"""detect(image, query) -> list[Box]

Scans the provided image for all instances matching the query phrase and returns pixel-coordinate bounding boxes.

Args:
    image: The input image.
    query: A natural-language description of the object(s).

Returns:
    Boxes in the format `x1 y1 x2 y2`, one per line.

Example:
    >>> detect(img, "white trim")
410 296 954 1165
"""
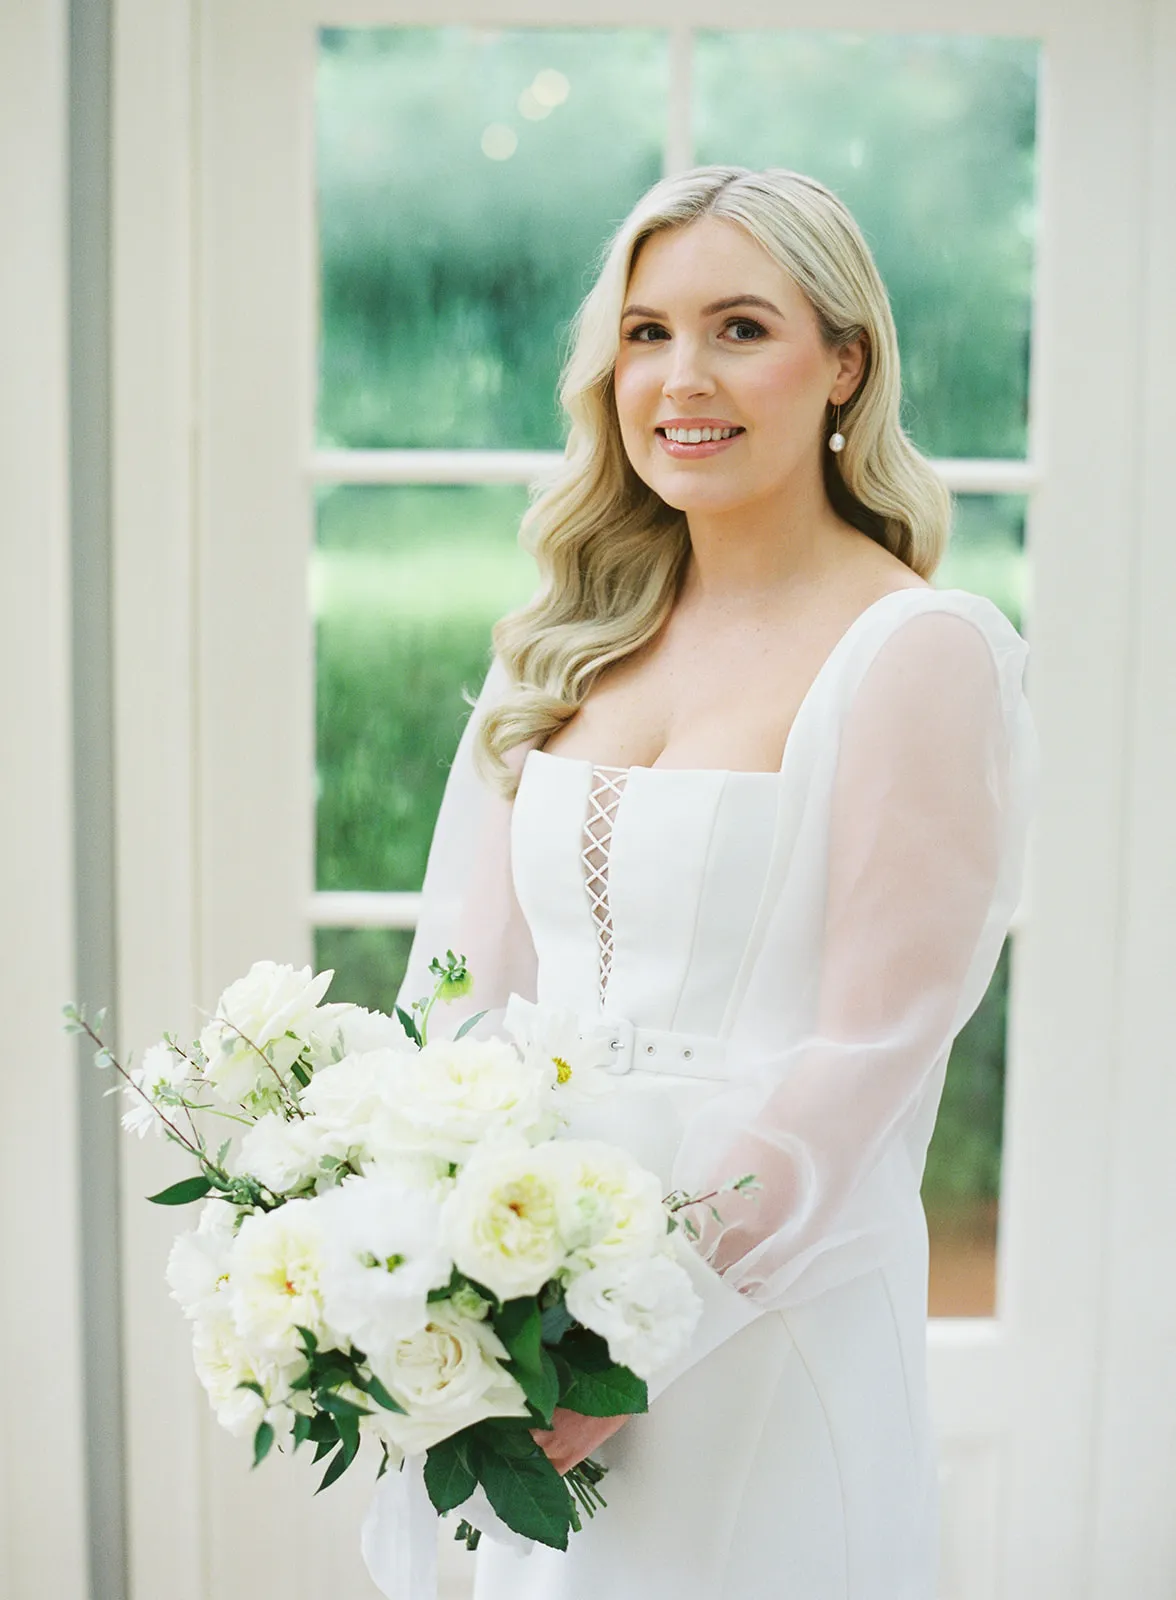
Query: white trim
664 24 693 176
0 1 88 1594
312 891 423 929
311 448 1040 495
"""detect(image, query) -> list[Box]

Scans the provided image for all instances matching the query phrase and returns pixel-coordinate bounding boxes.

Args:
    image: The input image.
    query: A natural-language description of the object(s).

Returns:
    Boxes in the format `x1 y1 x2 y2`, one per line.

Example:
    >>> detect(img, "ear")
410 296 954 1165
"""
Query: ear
831 332 869 405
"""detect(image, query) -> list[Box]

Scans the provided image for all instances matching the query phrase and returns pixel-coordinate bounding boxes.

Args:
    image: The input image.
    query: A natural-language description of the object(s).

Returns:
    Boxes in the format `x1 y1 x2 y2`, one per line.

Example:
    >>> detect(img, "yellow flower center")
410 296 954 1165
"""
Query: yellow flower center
552 1054 572 1085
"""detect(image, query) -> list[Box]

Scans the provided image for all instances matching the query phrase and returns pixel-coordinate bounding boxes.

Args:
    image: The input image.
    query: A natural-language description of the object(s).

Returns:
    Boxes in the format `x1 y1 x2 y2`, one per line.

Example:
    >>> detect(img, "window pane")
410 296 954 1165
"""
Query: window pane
316 927 415 1016
694 32 1039 460
317 27 668 449
935 492 1028 631
313 483 536 892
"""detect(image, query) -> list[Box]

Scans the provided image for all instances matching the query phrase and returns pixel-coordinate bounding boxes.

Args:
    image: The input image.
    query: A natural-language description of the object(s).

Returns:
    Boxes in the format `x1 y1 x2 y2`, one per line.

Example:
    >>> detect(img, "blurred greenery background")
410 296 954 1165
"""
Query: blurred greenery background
311 27 1038 1261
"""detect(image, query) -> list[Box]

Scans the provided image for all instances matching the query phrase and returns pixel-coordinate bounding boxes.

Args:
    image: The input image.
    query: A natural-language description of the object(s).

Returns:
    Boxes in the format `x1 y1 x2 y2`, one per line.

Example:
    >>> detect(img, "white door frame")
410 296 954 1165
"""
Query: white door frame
111 2 1176 1595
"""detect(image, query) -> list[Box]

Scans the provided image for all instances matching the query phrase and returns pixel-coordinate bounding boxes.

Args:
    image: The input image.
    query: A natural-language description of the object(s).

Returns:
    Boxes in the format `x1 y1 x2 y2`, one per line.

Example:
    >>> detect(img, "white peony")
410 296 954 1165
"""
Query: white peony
369 1302 529 1455
315 1174 453 1357
226 1200 330 1361
233 1111 347 1195
199 961 343 1111
308 1004 409 1066
378 1037 551 1164
563 1253 702 1380
166 1198 237 1319
121 1039 191 1138
553 1140 667 1270
191 1302 296 1438
440 1137 568 1301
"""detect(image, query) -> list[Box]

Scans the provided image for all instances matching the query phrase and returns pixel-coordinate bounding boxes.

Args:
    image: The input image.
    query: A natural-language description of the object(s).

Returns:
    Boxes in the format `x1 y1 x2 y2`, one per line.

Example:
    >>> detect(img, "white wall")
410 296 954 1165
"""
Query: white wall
0 1 89 1595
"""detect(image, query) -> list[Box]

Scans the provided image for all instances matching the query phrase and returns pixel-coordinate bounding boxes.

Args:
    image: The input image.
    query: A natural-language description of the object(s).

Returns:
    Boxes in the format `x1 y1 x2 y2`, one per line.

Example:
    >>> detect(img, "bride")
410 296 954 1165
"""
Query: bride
386 165 1037 1599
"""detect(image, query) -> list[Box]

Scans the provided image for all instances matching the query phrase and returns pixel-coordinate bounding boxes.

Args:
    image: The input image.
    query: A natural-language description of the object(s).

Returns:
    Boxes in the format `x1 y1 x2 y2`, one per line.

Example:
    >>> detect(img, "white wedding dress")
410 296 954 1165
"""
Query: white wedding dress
387 586 1038 1600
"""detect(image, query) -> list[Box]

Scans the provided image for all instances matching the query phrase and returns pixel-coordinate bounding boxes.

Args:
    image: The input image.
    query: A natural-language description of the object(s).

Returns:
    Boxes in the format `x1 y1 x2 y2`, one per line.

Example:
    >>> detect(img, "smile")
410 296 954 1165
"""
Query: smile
655 423 745 459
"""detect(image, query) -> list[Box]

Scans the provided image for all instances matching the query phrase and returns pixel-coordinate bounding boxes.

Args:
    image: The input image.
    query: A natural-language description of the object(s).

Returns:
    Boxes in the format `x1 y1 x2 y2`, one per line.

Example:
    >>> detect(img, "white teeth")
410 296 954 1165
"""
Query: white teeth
663 425 740 444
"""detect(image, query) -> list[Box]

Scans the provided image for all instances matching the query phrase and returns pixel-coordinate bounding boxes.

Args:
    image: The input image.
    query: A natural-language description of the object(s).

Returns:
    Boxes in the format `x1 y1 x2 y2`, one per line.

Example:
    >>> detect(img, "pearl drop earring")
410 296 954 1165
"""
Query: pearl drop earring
828 402 846 454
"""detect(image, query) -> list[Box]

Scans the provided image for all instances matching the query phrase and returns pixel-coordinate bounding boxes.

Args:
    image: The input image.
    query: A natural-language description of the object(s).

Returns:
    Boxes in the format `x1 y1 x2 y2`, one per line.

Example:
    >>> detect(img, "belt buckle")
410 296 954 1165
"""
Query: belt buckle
589 1012 635 1075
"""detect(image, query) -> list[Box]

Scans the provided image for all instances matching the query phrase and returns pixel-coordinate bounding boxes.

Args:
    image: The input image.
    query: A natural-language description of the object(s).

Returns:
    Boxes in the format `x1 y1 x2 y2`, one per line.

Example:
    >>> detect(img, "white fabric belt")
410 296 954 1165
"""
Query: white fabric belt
504 993 730 1083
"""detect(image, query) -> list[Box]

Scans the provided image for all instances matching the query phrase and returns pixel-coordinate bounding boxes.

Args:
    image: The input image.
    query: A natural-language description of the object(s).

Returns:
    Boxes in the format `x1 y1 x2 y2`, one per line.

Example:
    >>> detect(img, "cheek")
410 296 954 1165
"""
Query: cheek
613 354 657 439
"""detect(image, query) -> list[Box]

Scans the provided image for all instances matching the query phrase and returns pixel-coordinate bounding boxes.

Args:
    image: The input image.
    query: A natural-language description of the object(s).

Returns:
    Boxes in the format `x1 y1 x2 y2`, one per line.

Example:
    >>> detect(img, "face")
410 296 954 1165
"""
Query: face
612 215 863 519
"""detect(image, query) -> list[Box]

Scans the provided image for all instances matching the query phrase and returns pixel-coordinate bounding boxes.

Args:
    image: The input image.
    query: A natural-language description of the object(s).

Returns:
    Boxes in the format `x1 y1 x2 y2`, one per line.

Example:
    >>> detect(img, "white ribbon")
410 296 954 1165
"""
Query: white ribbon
360 1454 536 1600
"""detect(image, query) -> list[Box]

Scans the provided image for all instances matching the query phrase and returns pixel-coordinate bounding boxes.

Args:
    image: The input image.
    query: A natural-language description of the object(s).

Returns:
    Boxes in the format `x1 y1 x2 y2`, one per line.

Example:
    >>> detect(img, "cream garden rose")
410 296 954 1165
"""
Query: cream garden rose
226 1199 331 1361
379 1037 554 1163
553 1140 667 1270
564 1253 702 1379
440 1136 568 1300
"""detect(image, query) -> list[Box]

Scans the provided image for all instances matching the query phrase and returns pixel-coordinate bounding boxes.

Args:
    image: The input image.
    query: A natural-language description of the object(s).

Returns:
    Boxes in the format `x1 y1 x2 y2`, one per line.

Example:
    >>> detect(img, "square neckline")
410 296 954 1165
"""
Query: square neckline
525 584 945 780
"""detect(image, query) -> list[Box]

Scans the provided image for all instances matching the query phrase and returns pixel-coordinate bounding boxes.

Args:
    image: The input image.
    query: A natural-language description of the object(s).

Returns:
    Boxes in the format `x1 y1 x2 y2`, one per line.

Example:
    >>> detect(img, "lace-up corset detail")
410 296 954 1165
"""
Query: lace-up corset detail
581 765 630 1005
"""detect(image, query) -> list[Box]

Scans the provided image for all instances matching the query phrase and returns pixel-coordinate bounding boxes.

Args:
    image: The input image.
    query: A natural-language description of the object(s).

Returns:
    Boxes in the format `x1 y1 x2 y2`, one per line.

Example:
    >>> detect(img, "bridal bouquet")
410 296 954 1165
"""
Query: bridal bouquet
67 953 741 1553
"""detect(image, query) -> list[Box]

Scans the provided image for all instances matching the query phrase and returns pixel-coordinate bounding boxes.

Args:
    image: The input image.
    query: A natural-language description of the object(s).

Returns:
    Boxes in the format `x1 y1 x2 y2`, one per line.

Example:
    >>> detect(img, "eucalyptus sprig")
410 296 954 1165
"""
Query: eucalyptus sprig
663 1172 761 1241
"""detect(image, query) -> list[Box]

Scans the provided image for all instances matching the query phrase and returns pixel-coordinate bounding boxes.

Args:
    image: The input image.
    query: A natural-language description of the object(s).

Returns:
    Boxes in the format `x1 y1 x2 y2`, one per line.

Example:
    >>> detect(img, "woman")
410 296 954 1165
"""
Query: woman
393 166 1037 1599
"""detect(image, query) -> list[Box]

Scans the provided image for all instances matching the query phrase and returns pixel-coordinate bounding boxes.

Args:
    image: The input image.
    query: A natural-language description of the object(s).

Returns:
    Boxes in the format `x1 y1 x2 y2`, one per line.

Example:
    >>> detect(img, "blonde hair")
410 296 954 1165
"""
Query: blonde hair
476 164 951 797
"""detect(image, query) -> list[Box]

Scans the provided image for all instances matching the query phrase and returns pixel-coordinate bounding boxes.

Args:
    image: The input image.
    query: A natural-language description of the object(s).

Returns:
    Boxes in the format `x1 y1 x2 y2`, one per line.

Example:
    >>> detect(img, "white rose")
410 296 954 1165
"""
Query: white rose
199 961 342 1111
440 1137 567 1301
553 1140 667 1270
370 1302 529 1456
166 1198 237 1319
121 1039 191 1139
226 1200 330 1361
315 1174 453 1358
564 1253 702 1380
234 1111 346 1195
379 1037 550 1163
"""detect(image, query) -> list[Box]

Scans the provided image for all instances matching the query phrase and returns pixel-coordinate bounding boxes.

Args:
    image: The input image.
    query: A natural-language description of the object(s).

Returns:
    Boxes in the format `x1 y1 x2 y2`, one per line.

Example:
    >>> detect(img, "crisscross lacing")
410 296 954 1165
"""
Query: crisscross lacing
582 764 630 1006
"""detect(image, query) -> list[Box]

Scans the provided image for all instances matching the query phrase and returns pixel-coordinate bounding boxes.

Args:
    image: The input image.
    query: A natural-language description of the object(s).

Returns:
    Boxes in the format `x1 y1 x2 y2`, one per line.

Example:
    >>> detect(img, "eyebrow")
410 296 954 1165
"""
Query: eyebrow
621 294 784 320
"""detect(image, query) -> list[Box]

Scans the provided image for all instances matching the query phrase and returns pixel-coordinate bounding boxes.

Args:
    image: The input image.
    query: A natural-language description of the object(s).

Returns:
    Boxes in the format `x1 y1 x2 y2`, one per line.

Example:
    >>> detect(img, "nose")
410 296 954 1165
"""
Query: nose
661 335 716 403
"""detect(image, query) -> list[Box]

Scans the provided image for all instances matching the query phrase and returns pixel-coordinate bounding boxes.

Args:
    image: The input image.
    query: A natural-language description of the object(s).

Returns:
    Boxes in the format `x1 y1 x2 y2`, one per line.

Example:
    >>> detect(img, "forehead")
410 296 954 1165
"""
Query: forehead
625 215 806 315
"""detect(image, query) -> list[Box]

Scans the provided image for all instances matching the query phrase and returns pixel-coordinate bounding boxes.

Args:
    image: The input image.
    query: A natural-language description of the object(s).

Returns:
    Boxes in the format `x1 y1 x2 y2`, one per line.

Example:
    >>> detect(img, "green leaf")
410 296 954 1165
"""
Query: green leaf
307 1411 337 1444
355 1370 406 1414
290 1060 311 1088
295 1325 319 1357
235 1380 265 1400
315 1442 352 1493
318 1391 371 1421
146 1175 212 1206
514 1348 559 1427
313 1366 355 1392
495 1297 542 1375
291 1413 312 1452
395 1006 422 1047
559 1362 647 1418
335 1409 361 1467
424 1436 477 1513
453 1010 488 1041
473 1439 573 1550
539 1299 575 1345
252 1421 274 1468
215 1139 232 1168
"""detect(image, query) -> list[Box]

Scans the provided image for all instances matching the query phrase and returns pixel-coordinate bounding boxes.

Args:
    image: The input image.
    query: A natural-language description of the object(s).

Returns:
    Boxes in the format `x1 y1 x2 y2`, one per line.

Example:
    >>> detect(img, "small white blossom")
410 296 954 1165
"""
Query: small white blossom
121 1040 190 1139
564 1254 702 1379
191 1303 297 1438
504 1006 616 1114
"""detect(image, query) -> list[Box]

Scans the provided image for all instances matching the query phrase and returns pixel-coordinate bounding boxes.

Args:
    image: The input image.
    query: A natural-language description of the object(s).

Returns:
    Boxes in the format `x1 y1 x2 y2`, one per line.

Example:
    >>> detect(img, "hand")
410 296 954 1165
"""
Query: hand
530 1407 632 1475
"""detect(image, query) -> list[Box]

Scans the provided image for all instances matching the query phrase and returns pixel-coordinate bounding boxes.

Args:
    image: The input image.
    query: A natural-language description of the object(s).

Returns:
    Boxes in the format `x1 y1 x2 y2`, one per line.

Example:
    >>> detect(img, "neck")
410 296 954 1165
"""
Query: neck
677 463 849 612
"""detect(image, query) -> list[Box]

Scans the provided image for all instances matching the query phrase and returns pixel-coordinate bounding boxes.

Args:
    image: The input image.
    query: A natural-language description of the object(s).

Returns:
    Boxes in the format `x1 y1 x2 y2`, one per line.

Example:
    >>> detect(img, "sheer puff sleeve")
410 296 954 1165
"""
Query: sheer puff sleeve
665 603 1039 1339
392 653 539 1040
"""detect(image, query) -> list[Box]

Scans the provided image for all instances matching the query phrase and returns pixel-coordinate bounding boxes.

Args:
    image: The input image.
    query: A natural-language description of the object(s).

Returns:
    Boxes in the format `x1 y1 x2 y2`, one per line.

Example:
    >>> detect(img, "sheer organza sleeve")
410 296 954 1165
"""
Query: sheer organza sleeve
393 654 538 1039
667 606 1038 1321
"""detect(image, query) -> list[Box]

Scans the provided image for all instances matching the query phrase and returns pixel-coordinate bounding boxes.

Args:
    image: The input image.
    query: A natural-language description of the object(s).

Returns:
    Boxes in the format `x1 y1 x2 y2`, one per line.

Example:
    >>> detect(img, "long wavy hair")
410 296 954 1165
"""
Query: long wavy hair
474 165 951 797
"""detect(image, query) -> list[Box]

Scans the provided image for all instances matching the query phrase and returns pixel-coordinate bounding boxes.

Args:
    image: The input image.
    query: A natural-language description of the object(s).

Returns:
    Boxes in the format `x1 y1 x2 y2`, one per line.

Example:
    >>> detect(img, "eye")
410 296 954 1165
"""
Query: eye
724 318 767 342
623 322 670 343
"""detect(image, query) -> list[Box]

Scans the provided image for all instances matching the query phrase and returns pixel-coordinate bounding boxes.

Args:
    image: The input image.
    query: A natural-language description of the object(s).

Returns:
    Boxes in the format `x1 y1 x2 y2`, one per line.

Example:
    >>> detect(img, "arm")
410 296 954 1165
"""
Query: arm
393 654 538 1037
650 608 1037 1392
